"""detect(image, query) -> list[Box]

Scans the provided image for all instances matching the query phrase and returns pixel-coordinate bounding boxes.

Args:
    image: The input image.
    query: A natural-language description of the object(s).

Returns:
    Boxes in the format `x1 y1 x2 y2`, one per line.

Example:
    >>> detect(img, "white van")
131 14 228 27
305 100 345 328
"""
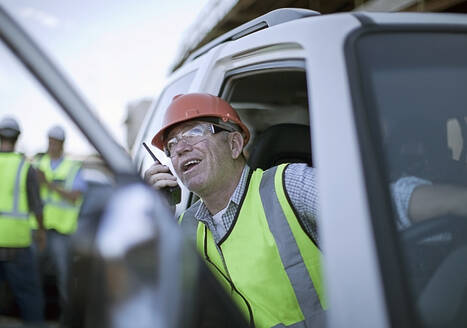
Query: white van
133 9 467 328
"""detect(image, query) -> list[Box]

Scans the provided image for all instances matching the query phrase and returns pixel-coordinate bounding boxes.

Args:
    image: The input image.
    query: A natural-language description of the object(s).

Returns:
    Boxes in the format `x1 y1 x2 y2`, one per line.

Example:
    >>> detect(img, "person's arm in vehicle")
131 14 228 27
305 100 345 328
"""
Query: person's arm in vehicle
408 184 467 222
283 163 320 245
391 176 467 227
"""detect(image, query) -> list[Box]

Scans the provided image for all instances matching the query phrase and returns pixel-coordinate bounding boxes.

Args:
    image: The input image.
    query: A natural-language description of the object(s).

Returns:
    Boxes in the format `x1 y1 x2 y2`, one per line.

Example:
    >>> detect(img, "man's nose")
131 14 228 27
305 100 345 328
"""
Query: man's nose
173 138 192 156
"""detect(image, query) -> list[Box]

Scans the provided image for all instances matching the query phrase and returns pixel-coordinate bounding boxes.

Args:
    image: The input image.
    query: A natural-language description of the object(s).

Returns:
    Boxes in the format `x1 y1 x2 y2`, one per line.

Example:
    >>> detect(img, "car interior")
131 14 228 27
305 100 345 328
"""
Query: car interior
384 111 467 327
183 66 313 209
247 123 312 170
221 67 312 170
358 40 467 325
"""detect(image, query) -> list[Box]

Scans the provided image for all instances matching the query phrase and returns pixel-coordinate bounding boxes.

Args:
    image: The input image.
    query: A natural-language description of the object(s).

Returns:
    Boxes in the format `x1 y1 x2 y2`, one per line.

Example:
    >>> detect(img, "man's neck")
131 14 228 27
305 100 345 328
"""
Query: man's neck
201 162 245 215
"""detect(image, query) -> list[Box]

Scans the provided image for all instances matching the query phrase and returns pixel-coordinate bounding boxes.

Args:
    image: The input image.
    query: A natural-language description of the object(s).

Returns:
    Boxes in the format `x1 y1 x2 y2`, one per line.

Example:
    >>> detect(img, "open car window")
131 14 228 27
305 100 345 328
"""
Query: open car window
220 60 311 169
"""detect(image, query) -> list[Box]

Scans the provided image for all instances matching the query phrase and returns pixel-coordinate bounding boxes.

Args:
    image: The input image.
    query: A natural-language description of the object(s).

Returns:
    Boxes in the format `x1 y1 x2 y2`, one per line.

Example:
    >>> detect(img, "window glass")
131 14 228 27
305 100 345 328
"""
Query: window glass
355 31 467 327
0 38 111 325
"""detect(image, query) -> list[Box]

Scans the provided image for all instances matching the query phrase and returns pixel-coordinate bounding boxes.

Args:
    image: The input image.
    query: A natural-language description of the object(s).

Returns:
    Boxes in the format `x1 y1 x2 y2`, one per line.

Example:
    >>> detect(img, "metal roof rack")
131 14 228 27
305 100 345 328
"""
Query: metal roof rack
186 8 320 63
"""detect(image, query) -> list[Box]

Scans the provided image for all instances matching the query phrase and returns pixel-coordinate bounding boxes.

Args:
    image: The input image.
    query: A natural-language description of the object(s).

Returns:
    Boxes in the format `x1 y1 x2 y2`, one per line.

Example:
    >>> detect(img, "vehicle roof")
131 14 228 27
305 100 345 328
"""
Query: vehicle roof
356 11 467 25
181 10 467 72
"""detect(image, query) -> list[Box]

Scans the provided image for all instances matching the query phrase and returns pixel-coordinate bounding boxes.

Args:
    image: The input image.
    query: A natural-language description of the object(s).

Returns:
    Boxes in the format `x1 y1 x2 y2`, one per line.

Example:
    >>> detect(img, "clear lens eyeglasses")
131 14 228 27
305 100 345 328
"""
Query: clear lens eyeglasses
164 123 228 157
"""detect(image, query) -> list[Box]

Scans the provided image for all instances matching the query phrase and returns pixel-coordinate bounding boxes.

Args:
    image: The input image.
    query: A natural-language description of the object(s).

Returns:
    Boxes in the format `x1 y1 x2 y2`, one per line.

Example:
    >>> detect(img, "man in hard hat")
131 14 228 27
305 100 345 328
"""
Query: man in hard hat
0 116 47 325
144 94 467 327
33 125 86 314
144 93 326 327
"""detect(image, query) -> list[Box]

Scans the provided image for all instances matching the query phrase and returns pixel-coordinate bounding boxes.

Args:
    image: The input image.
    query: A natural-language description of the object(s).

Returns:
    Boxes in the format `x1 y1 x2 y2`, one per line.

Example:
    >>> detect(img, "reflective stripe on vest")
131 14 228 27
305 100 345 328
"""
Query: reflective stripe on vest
184 164 326 328
36 155 82 234
0 153 31 247
260 165 326 327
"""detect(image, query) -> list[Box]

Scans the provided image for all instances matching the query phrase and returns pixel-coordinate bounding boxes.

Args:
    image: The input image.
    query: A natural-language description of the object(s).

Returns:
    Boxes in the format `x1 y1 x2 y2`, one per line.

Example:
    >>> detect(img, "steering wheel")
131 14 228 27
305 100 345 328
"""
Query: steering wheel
400 215 467 327
402 215 467 248
401 215 467 297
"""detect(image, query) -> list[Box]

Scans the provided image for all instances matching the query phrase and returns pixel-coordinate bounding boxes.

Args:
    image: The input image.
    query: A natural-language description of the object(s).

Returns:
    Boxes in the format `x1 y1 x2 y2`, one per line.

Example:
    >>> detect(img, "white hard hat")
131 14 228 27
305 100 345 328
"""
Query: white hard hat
47 125 66 141
0 116 21 138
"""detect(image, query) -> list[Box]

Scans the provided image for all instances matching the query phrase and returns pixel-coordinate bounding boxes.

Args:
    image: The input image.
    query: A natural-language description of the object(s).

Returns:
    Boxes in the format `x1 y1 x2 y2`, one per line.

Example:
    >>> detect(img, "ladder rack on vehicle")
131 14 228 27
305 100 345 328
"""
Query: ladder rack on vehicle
186 8 320 63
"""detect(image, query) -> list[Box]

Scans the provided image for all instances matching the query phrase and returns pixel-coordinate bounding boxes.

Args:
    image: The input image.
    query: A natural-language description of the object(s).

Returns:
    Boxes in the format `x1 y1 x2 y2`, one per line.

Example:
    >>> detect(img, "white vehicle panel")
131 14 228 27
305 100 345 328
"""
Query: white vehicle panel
198 13 390 327
304 16 391 328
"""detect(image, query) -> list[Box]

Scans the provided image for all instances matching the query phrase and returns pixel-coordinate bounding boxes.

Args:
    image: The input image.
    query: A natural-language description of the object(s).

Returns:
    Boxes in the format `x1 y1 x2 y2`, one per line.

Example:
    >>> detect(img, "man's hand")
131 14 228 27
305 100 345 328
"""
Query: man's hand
34 229 47 252
144 163 179 191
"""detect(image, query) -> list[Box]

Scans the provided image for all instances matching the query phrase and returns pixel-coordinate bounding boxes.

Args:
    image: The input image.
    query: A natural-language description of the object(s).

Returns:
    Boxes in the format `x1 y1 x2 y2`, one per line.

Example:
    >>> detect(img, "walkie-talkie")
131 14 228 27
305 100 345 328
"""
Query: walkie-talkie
142 142 181 206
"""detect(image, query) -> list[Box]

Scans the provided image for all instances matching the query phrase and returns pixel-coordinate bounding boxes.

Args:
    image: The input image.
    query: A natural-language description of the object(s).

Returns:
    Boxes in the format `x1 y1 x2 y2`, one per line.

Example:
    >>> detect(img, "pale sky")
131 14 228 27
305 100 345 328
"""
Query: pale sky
0 0 211 156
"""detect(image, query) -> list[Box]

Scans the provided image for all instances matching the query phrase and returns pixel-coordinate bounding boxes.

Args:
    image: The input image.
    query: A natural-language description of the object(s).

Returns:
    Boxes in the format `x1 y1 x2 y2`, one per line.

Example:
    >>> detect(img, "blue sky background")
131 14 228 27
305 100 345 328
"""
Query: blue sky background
0 0 210 156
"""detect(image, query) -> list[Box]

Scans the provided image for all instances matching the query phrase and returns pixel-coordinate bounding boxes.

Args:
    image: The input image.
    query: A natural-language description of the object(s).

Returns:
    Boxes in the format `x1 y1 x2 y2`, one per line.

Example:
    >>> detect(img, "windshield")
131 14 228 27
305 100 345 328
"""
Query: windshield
355 30 467 327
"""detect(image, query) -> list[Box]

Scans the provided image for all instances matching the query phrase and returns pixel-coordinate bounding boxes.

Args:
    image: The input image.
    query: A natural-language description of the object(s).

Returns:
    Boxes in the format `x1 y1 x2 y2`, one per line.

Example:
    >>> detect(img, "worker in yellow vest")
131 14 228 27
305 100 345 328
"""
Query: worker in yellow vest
143 94 467 327
144 94 327 327
0 116 46 325
34 125 86 316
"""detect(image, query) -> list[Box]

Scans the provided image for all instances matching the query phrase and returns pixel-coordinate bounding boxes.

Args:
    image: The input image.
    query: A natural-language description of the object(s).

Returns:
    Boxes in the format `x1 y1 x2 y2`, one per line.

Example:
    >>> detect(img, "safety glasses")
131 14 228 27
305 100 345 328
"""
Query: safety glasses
164 122 233 157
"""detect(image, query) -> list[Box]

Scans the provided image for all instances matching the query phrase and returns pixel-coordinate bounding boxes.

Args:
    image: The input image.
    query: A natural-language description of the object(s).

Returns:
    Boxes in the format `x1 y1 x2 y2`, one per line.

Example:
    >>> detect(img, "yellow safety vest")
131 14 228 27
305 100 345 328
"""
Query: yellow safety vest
180 164 327 328
0 152 32 247
33 154 82 234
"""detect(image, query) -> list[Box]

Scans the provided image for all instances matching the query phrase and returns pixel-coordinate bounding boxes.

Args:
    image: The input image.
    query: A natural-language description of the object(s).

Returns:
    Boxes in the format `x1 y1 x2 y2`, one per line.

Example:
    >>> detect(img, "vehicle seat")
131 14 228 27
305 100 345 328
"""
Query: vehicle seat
247 123 312 170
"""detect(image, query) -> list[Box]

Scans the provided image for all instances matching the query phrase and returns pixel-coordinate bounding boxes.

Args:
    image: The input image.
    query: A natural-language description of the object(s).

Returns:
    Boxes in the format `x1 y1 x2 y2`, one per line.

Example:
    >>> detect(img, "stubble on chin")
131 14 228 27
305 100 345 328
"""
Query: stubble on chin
182 174 203 195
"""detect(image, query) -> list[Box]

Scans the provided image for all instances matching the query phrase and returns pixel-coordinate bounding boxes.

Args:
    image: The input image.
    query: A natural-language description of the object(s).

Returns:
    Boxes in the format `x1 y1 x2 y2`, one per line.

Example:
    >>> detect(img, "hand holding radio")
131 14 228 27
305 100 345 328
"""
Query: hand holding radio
143 142 181 205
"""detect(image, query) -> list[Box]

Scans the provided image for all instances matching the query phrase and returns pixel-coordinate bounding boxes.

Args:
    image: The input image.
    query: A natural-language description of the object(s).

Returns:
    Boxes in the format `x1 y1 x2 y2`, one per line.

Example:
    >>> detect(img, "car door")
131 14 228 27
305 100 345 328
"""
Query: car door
172 13 388 327
118 8 467 327
133 10 386 326
342 15 467 328
173 10 467 328
194 13 390 327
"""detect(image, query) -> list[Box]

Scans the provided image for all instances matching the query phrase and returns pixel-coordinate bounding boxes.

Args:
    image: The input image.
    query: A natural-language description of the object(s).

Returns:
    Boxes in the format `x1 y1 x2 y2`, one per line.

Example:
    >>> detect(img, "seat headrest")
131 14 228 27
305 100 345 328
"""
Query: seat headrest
247 123 312 170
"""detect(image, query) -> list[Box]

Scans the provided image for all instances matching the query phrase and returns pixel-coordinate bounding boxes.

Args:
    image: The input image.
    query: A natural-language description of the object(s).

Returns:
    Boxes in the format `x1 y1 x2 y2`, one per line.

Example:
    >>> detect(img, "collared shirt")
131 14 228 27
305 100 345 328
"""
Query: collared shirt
391 175 431 229
192 163 424 244
195 164 251 242
194 163 320 244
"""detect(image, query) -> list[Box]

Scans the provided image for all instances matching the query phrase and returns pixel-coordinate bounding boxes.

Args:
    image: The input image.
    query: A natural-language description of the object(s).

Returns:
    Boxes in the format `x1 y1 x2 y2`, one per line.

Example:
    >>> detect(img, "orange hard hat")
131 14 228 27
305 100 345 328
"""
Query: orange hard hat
151 93 250 150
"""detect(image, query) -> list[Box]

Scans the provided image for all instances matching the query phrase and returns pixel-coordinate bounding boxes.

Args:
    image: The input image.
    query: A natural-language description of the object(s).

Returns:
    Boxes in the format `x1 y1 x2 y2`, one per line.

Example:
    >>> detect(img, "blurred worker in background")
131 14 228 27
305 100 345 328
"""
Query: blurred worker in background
33 125 87 316
0 116 46 326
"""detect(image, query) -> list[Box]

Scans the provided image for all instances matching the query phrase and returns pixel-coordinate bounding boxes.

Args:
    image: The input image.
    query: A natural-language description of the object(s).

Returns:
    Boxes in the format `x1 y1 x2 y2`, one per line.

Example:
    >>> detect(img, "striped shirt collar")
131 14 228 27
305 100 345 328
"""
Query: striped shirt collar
194 165 251 241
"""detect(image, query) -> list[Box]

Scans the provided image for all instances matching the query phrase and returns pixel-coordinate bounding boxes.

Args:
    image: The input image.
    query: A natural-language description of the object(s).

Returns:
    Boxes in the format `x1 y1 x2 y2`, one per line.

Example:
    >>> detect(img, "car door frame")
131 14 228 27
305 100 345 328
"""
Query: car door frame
193 14 392 328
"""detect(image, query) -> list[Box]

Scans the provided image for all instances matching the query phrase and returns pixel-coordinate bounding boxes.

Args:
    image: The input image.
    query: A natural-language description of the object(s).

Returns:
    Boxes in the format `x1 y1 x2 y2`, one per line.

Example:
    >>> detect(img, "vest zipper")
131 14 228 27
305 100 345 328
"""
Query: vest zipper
203 226 255 327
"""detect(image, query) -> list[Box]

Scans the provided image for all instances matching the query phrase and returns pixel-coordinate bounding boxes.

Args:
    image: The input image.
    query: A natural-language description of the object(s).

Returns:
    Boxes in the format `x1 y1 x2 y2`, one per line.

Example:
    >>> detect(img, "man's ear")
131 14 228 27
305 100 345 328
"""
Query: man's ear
229 132 244 159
